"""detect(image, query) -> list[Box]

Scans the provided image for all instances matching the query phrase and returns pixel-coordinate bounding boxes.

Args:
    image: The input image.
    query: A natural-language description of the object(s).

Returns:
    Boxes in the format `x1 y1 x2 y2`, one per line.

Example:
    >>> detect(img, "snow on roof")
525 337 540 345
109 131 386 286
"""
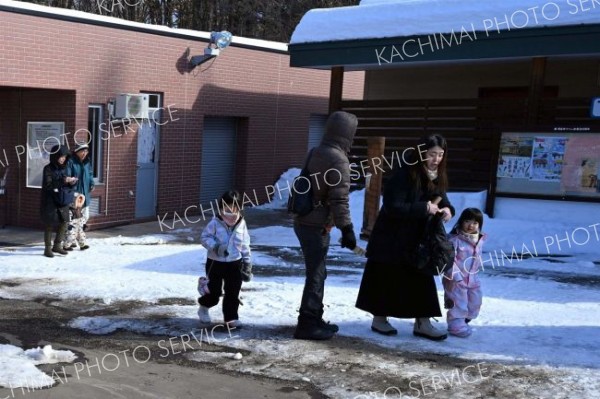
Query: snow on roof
291 0 600 44
0 0 288 52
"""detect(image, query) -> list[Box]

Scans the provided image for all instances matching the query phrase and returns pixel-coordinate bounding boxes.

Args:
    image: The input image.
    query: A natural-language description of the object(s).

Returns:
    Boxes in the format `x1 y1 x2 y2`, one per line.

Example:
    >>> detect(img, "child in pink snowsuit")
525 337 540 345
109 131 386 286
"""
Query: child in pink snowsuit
443 208 487 338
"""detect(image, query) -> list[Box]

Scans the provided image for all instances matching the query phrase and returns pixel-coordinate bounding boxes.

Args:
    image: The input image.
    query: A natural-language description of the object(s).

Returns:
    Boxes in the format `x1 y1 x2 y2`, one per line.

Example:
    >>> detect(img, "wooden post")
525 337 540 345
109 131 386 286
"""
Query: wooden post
361 137 385 240
329 66 344 114
527 57 547 127
485 131 502 218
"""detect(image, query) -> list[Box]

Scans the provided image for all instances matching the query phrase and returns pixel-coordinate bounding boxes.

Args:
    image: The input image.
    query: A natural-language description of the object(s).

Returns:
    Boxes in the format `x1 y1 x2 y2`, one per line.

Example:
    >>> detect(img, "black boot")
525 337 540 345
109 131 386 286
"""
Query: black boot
294 319 335 340
52 244 68 255
44 227 54 258
319 319 339 333
52 223 68 255
44 247 54 257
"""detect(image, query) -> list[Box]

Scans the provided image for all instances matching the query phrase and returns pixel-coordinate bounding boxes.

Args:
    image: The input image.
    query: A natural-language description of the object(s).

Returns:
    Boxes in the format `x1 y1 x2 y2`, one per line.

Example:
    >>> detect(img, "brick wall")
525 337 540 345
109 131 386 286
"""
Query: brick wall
0 8 364 228
0 88 75 228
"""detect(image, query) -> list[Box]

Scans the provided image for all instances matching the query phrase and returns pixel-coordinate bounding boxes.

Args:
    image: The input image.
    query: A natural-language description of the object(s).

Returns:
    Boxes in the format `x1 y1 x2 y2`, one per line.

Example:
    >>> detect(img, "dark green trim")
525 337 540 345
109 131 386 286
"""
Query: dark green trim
495 192 600 203
289 24 600 69
0 4 288 55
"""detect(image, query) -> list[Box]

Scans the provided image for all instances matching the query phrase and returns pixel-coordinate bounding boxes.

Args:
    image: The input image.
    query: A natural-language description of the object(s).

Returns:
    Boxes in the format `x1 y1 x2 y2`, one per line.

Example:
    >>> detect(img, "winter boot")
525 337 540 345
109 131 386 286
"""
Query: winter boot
413 318 447 341
52 243 68 255
197 306 211 324
319 318 339 333
226 319 243 329
43 227 54 258
44 247 55 258
449 325 472 338
52 223 69 255
294 319 335 341
371 316 398 336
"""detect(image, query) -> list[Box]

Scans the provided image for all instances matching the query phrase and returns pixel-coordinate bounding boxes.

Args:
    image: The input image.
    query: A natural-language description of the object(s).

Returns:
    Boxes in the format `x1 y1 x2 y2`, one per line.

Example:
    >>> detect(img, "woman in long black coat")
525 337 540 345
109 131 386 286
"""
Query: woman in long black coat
40 145 75 258
356 134 454 341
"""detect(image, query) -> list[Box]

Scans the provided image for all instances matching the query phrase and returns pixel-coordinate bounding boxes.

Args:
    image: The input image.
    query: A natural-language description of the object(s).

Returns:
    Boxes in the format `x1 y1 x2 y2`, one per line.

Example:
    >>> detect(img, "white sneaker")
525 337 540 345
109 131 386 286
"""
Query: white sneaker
226 319 243 329
197 306 211 324
371 316 398 336
413 318 447 341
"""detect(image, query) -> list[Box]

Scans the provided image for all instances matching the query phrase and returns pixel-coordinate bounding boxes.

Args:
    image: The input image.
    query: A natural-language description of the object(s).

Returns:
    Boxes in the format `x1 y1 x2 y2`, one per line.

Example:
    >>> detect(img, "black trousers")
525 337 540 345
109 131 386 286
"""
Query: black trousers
294 222 330 324
198 259 243 322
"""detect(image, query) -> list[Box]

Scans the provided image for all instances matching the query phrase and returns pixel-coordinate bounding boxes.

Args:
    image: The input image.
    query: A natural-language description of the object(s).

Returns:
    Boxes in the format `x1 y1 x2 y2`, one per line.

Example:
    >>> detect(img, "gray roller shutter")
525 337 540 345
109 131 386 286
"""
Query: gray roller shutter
200 117 237 204
308 114 327 150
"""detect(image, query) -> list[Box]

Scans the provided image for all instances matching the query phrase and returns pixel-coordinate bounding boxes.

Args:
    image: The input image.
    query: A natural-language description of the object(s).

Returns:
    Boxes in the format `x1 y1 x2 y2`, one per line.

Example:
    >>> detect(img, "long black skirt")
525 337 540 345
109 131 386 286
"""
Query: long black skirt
355 259 442 318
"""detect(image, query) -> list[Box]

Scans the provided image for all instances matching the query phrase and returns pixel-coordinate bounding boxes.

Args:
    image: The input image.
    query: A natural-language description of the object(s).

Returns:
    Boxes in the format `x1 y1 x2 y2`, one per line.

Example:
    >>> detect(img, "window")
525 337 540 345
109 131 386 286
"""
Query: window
88 105 104 182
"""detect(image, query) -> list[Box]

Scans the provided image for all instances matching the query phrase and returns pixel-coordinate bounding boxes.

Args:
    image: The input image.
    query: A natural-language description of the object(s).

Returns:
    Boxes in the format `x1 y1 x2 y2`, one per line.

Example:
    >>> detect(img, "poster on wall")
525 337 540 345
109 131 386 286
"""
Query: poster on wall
561 136 600 193
26 122 65 188
496 132 599 198
497 156 531 178
530 136 567 181
497 136 533 178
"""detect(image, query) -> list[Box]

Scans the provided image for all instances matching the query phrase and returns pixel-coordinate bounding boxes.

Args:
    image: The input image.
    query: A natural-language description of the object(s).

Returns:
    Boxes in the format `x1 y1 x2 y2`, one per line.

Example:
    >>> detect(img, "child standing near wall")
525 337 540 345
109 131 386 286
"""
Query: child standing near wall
198 190 252 329
443 208 487 338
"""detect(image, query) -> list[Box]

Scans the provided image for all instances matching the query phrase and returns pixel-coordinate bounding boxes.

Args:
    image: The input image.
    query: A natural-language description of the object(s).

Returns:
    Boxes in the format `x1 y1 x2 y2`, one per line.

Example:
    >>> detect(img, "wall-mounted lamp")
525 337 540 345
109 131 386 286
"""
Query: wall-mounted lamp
190 31 232 70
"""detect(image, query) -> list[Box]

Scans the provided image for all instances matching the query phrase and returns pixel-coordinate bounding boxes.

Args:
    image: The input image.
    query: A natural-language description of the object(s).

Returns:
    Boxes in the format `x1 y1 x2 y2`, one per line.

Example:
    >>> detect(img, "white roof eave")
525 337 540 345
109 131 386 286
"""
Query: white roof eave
290 0 600 44
0 0 288 52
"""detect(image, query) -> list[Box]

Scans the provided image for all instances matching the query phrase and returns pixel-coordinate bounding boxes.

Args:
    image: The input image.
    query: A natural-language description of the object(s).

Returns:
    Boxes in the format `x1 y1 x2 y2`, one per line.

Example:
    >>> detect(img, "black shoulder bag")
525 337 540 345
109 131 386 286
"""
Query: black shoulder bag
413 212 455 276
287 149 315 217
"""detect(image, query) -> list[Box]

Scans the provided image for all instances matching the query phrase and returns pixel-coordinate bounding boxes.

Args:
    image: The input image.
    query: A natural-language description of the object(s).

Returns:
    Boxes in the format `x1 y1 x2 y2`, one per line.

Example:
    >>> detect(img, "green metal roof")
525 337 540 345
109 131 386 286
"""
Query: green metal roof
289 24 600 70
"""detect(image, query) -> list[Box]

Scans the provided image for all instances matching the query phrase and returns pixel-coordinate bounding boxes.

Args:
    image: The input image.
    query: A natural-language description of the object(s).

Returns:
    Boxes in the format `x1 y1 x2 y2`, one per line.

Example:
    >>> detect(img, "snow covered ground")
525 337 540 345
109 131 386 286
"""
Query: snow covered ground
1 187 599 398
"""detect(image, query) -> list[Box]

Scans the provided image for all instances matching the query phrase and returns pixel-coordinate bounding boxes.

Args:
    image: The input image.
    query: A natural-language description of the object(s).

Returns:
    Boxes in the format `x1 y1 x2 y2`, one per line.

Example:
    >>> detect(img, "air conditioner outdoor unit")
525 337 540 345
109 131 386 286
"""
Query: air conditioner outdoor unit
113 94 149 119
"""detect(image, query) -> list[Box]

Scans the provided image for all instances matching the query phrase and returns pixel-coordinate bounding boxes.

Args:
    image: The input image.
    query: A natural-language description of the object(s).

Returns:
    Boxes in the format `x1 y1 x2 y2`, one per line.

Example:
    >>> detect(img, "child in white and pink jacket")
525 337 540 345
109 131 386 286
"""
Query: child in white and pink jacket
443 208 487 338
198 190 252 329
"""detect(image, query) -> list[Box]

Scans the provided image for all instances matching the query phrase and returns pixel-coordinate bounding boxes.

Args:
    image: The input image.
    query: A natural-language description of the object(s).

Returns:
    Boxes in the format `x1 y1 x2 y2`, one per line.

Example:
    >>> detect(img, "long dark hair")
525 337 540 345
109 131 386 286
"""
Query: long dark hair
408 134 448 193
450 207 484 235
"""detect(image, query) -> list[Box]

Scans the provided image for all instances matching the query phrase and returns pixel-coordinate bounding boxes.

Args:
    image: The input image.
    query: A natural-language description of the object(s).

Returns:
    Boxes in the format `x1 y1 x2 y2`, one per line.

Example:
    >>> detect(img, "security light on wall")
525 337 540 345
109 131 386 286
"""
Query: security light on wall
190 31 233 69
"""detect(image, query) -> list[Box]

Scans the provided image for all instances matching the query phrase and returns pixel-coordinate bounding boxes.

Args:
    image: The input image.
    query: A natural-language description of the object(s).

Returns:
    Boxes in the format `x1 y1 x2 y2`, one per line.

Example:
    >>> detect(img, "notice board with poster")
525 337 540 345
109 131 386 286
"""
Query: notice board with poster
495 131 600 199
26 122 65 188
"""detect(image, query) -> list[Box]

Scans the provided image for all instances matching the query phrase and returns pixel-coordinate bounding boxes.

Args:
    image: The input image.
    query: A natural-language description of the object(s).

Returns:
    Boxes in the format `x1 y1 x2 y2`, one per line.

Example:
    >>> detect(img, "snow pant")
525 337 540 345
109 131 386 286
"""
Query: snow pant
198 259 243 322
65 206 89 248
443 278 482 335
294 222 330 324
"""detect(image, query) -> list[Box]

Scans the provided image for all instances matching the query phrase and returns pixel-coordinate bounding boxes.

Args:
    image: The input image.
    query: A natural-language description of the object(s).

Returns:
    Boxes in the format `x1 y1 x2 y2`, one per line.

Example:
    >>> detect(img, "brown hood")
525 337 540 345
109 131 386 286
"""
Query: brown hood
321 111 358 153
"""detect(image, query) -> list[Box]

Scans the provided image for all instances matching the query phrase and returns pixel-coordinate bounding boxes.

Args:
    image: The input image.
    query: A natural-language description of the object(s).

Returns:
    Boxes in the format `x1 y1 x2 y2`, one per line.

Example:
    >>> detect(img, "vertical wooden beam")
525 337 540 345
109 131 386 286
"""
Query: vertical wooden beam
527 57 547 127
486 130 502 218
361 136 385 240
329 66 344 114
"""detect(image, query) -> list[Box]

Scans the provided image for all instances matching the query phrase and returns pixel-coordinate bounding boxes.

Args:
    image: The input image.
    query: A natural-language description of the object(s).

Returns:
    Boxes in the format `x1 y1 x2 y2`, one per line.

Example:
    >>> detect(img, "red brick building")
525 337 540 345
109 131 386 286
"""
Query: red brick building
0 0 364 228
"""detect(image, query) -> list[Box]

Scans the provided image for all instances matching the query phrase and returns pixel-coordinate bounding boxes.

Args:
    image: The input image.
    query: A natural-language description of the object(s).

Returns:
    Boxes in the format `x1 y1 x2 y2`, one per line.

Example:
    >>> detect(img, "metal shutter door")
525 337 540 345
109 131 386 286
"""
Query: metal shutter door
308 114 327 150
200 117 237 204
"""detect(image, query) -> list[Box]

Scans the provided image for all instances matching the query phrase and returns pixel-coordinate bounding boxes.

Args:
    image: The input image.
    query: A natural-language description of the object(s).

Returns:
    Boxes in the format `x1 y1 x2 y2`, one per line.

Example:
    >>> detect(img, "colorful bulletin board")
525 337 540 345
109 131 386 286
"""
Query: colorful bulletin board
496 132 600 198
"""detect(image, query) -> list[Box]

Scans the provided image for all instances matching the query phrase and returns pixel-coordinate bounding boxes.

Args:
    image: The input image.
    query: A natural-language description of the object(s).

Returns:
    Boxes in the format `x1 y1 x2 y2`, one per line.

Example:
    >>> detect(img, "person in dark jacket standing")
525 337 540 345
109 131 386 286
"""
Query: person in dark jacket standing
64 143 95 250
40 145 77 258
293 111 359 340
356 134 454 341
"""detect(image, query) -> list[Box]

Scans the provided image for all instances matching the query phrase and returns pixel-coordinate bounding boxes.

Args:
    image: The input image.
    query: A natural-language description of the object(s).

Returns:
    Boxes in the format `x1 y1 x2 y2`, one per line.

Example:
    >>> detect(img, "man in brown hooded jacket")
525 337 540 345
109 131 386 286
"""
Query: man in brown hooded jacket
293 111 358 340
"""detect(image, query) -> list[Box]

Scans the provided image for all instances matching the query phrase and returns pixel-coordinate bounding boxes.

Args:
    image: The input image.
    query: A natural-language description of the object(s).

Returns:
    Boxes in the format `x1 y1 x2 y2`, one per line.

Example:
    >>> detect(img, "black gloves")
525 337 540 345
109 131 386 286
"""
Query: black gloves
340 224 357 250
241 261 253 282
